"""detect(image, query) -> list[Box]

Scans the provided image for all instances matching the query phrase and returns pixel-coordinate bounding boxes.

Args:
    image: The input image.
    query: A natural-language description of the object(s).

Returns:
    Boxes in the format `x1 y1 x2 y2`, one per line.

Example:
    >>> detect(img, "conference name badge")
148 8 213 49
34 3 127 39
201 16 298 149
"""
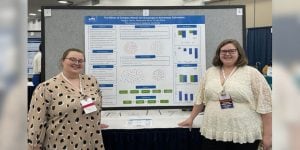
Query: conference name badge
80 97 97 114
219 91 234 109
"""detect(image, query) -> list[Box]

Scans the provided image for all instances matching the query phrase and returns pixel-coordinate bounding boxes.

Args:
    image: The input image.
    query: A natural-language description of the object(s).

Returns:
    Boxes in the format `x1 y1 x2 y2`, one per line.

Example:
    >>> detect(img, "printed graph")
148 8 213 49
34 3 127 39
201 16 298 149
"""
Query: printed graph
178 91 194 101
179 75 198 83
178 30 186 38
175 47 200 62
177 30 198 38
183 47 198 59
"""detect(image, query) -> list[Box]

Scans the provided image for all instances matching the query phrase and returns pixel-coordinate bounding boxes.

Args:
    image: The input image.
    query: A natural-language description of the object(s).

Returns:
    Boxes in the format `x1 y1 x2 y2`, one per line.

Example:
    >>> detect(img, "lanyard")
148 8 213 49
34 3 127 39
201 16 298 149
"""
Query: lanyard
61 72 83 93
221 67 237 90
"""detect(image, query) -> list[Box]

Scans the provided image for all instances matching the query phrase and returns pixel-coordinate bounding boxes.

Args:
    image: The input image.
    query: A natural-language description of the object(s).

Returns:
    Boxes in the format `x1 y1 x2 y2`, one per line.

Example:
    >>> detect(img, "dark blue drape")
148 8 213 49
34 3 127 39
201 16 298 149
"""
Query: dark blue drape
246 26 272 71
102 128 203 150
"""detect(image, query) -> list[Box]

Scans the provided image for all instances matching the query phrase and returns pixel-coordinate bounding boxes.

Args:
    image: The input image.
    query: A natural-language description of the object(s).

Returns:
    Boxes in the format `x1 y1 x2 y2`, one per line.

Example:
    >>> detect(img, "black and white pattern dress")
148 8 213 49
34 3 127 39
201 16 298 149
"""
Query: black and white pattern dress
28 73 105 149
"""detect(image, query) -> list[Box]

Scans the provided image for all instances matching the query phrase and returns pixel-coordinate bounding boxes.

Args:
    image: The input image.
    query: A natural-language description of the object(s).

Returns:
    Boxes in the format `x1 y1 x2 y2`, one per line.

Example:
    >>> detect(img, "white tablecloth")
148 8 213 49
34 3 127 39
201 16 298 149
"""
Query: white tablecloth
101 109 203 129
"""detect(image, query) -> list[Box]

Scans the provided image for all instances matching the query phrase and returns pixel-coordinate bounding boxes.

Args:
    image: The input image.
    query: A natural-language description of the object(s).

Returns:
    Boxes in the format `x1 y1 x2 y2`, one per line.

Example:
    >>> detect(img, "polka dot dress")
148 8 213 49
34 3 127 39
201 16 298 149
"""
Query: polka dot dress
28 73 105 149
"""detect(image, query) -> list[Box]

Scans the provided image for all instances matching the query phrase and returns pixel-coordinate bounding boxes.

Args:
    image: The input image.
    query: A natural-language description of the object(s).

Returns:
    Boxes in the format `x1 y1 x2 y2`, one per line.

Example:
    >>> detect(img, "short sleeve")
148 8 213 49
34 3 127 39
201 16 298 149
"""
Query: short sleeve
27 83 50 147
194 75 206 105
250 68 272 114
89 75 101 98
88 75 103 110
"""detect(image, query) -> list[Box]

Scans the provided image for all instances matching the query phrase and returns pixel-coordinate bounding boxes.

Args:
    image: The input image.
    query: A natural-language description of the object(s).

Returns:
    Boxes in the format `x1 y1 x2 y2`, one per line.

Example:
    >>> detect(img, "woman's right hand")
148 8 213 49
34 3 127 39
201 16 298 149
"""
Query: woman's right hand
100 123 109 129
178 117 193 127
178 104 203 128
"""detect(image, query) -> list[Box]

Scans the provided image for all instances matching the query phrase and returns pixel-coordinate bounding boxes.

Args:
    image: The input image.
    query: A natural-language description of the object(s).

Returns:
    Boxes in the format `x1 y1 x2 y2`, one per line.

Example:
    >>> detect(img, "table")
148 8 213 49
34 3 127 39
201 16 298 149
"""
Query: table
101 110 203 150
264 75 272 88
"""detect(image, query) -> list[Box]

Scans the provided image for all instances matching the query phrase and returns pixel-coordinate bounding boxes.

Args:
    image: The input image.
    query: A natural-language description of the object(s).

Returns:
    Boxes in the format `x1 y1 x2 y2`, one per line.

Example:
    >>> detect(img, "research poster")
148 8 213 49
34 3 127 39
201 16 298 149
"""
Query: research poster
85 16 205 108
28 38 41 76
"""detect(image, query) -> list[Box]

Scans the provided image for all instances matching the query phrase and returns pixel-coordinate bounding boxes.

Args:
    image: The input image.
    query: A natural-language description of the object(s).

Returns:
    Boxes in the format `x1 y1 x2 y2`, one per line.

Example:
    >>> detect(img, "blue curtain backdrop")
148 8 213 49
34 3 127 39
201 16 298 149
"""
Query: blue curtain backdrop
246 26 272 72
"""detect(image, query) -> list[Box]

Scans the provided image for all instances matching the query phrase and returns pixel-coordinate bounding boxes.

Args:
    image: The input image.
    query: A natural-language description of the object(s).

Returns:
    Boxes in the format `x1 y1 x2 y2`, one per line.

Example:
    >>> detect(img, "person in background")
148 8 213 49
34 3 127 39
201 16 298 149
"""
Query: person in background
32 43 42 87
262 63 272 76
178 39 272 150
28 48 105 149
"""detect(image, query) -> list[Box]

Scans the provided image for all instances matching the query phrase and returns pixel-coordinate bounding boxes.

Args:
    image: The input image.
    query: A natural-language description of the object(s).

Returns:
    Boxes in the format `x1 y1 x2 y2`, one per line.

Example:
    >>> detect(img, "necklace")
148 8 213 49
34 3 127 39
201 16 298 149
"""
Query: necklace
221 66 237 88
222 67 237 82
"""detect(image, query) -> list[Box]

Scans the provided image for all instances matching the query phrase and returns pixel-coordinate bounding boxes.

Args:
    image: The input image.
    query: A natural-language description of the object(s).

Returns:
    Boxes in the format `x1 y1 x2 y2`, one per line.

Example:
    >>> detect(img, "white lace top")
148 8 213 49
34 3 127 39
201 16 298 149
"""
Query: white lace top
195 66 272 144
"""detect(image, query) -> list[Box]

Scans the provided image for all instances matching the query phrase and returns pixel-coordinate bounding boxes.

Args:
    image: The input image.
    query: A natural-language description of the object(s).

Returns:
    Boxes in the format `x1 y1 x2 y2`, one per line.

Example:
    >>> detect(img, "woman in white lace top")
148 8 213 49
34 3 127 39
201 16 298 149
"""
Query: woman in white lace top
179 39 272 150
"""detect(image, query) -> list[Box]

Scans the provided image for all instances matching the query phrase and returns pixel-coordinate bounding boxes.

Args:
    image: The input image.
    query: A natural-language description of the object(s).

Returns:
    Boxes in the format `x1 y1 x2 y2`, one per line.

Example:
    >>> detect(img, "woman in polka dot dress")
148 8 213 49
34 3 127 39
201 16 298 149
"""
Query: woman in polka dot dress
28 48 105 149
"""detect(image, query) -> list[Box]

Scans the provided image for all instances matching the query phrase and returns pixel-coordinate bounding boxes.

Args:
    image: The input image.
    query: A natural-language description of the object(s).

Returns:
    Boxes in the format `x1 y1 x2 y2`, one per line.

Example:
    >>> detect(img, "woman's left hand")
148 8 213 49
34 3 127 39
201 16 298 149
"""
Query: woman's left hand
100 123 109 129
262 135 272 150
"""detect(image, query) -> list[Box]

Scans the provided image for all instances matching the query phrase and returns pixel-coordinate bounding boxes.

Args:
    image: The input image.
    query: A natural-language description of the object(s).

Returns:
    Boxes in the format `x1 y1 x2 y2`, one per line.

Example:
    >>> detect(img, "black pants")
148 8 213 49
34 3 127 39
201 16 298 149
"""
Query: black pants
201 136 261 150
32 74 41 87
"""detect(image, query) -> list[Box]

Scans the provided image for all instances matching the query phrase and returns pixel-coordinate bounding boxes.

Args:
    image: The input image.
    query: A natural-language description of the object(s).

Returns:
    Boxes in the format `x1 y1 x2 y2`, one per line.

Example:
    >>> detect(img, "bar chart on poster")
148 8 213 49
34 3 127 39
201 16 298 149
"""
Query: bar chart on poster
85 16 206 107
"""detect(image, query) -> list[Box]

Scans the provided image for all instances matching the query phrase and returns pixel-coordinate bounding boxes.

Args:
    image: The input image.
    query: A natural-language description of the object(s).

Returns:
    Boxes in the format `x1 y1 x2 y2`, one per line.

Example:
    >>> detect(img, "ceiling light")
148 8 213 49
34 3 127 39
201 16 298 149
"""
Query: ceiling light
29 13 37 16
37 9 41 12
58 0 69 4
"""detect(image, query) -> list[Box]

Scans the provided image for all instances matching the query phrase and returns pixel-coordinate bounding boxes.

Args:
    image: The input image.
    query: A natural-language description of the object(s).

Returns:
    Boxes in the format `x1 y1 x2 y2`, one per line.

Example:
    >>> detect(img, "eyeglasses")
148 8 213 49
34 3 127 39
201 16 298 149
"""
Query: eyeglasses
65 57 85 64
220 49 237 55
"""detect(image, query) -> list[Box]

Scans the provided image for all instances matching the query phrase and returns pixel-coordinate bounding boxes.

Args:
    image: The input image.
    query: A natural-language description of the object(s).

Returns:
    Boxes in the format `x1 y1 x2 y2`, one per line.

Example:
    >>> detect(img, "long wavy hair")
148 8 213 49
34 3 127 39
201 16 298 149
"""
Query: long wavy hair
212 39 248 67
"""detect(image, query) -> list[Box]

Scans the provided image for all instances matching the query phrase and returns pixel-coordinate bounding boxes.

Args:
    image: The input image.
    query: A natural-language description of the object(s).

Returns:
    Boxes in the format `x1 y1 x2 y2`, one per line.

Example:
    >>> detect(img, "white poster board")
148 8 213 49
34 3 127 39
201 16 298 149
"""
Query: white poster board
27 38 41 76
85 16 206 108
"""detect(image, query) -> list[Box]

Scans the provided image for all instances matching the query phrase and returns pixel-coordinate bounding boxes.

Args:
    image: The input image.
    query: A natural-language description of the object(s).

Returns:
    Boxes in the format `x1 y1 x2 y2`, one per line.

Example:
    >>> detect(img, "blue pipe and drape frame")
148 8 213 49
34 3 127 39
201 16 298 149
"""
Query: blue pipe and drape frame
246 26 272 72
